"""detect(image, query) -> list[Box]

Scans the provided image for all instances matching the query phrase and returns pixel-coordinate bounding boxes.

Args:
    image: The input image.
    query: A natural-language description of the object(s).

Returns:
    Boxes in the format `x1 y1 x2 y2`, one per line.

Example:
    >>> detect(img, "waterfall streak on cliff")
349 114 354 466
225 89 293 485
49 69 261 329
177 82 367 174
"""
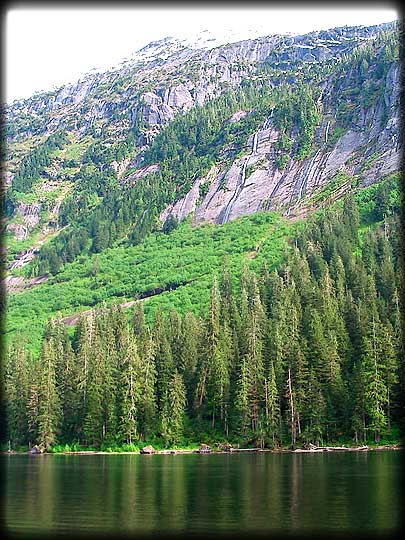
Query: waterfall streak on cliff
221 115 271 224
252 132 258 154
221 156 249 224
286 146 325 216
325 121 330 143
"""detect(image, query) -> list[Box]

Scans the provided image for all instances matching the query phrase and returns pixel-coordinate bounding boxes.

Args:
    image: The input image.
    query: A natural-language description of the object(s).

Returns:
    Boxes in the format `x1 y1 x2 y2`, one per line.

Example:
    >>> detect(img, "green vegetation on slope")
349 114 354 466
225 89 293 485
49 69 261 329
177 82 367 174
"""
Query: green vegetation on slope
5 27 398 277
6 211 294 356
4 180 402 451
8 130 68 195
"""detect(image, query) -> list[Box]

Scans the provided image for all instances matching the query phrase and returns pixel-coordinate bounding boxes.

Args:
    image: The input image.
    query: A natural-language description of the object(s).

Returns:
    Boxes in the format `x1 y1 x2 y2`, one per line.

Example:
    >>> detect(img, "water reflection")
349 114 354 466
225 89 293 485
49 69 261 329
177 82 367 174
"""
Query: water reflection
3 451 401 535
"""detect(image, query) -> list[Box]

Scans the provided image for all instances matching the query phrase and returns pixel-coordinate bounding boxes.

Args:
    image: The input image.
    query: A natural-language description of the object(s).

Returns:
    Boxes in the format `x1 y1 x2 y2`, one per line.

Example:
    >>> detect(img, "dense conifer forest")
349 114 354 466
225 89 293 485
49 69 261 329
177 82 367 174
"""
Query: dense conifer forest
3 21 403 540
4 177 402 451
3 23 402 455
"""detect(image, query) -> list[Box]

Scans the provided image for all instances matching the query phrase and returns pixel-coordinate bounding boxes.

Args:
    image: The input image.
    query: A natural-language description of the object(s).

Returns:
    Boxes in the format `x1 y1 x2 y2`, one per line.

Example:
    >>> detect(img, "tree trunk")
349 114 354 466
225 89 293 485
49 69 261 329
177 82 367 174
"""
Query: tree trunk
287 369 296 446
387 390 391 431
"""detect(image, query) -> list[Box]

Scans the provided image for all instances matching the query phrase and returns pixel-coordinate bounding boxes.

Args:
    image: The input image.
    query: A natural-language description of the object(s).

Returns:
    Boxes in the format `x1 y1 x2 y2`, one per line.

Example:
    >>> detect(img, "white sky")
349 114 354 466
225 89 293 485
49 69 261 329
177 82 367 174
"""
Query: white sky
5 5 399 103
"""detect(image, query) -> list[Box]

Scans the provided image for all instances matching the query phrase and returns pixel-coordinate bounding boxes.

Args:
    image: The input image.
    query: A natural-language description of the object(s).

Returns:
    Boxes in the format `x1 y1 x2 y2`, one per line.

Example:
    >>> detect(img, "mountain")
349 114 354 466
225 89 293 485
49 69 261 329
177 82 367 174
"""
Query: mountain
4 21 400 273
2 21 402 452
3 21 399 296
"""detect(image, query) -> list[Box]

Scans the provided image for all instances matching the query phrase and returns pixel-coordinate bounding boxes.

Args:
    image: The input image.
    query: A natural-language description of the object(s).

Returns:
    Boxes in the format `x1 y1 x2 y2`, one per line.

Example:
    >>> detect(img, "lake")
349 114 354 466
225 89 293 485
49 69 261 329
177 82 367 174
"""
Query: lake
2 450 402 537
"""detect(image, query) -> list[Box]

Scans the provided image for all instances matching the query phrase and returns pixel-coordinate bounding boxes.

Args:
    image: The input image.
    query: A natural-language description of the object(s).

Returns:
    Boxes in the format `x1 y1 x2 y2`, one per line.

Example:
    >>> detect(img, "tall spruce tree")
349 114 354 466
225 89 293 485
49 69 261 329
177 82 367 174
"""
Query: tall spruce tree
139 328 157 439
5 344 30 447
160 371 186 446
264 358 281 447
37 337 61 450
120 331 142 445
82 314 105 446
362 315 388 443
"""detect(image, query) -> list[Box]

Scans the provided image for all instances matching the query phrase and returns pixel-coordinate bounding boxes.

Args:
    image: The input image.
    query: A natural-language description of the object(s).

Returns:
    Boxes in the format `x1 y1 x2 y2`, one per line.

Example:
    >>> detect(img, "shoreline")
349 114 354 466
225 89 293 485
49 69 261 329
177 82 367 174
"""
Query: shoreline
3 443 402 456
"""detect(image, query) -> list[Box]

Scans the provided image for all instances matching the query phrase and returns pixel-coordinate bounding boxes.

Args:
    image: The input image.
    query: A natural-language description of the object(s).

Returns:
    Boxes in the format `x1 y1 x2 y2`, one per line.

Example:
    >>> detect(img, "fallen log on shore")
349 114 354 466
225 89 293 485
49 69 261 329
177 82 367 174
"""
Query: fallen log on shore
229 447 262 452
294 448 324 453
197 444 212 454
295 445 369 453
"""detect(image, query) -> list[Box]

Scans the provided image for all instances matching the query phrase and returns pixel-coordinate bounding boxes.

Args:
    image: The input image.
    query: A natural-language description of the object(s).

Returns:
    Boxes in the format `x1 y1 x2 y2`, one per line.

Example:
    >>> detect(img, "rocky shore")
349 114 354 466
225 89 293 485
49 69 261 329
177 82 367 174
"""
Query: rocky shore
4 443 402 456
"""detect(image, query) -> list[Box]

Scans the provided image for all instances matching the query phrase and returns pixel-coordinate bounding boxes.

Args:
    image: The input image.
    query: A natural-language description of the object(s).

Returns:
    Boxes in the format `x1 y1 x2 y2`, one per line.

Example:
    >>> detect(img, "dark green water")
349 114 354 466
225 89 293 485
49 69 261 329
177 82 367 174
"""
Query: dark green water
2 450 402 536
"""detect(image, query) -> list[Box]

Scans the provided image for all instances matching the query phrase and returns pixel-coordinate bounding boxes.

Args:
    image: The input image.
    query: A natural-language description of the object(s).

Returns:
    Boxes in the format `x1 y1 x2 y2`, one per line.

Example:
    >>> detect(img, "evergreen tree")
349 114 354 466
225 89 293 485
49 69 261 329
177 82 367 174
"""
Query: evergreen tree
37 337 61 450
99 308 120 440
168 309 183 370
206 277 231 431
160 371 186 446
244 275 266 434
120 332 142 444
153 311 174 415
5 344 30 447
82 315 105 446
362 315 388 443
26 362 41 446
57 324 79 443
133 302 146 338
303 368 327 446
139 328 157 439
264 358 281 447
235 356 251 437
180 312 201 413
379 321 398 430
342 194 360 243
75 312 96 441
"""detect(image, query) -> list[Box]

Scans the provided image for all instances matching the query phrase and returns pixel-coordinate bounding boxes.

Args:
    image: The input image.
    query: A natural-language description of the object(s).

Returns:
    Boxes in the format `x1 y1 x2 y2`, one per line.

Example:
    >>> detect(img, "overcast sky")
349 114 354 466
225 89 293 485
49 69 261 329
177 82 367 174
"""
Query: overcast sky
5 5 399 103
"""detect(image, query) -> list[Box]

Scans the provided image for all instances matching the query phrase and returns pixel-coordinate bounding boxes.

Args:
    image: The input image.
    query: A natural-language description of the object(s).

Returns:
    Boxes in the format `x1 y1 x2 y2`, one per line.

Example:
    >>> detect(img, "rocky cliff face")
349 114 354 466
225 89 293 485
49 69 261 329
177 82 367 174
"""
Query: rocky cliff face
6 22 393 142
5 21 400 271
161 57 400 226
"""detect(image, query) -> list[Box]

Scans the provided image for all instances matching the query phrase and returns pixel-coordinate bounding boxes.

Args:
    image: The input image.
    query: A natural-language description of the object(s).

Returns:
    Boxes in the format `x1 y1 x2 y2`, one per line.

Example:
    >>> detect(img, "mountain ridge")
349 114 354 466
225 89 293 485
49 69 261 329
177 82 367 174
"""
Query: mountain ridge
4 20 400 277
5 20 396 108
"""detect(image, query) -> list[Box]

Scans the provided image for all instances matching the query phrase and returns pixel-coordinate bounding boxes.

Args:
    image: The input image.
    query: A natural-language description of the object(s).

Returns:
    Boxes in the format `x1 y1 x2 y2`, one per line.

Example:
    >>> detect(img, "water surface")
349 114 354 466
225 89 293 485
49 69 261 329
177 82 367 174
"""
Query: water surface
3 450 401 536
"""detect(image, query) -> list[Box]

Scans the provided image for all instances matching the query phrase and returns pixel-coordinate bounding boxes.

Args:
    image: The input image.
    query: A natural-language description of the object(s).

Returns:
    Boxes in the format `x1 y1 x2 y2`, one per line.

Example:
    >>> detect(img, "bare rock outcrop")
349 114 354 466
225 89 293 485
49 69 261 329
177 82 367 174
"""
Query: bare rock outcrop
140 445 156 455
7 202 42 240
6 223 28 241
160 165 219 224
192 112 400 225
122 163 160 187
135 91 175 126
163 83 194 110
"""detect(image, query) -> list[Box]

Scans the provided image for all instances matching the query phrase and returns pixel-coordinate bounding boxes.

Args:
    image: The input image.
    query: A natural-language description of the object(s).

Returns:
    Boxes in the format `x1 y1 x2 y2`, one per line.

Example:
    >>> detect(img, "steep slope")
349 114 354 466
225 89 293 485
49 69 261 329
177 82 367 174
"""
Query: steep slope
164 36 400 225
4 21 400 281
6 211 293 354
3 21 402 452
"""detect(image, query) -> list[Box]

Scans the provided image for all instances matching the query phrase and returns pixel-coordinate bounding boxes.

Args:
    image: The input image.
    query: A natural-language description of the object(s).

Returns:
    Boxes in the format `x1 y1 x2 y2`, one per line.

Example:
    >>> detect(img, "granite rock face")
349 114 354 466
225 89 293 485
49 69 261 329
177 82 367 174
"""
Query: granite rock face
14 202 42 230
136 91 175 126
189 116 400 226
163 83 194 110
5 20 399 264
159 41 400 226
7 22 392 141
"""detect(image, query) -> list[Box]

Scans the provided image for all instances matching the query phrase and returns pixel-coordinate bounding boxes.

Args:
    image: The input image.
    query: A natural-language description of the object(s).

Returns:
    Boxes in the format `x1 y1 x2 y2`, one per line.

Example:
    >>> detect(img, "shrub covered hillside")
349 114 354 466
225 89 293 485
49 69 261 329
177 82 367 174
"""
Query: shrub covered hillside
4 177 403 451
6 211 294 356
3 22 402 453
